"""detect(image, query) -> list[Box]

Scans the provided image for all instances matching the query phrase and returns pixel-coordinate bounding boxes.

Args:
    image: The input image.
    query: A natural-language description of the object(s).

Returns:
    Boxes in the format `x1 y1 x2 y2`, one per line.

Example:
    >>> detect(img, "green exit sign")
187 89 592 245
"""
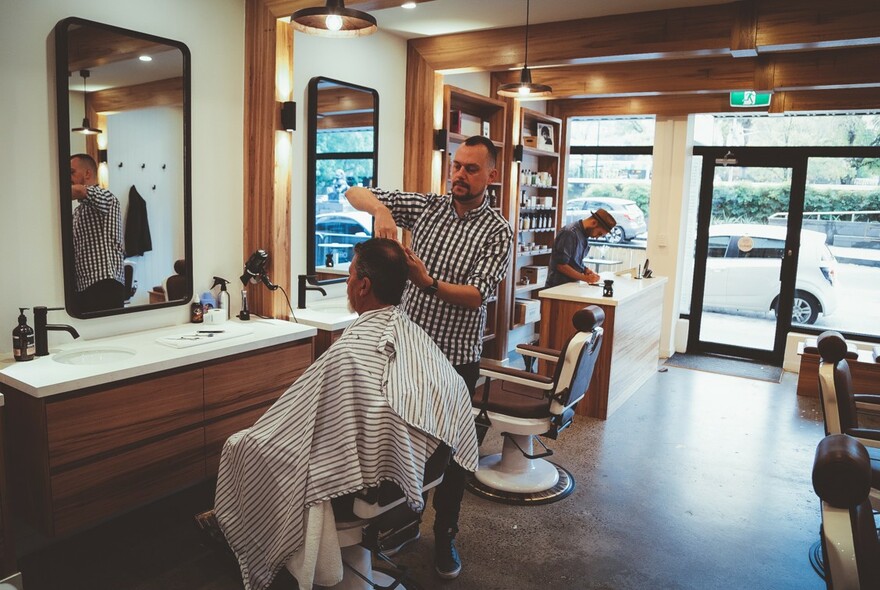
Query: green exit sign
730 91 772 108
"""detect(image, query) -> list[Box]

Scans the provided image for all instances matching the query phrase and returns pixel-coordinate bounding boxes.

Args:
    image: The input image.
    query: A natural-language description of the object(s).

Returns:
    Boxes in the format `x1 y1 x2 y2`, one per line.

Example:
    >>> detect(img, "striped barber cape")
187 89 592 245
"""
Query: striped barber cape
214 306 479 590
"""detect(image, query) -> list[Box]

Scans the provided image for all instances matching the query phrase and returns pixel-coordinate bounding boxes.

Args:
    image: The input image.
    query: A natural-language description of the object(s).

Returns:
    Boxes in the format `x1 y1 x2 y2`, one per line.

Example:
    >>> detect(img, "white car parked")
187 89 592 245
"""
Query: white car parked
704 224 839 325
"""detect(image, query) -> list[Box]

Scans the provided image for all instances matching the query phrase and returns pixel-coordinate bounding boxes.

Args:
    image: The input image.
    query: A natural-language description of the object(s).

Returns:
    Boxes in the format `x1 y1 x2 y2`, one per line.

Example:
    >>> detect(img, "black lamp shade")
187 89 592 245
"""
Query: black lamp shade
291 0 377 38
72 117 102 135
497 67 552 98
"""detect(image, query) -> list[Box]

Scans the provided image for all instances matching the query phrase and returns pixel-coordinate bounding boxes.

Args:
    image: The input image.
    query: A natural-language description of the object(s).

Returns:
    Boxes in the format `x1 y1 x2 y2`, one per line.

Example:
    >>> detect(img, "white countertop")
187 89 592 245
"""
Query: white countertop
539 275 667 307
291 298 358 332
0 318 316 398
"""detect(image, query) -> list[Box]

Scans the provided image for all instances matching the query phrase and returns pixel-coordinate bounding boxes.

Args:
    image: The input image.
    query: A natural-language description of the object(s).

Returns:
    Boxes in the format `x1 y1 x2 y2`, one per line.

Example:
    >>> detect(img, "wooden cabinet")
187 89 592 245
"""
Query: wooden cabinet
441 85 510 359
510 109 562 347
0 404 16 578
6 340 312 538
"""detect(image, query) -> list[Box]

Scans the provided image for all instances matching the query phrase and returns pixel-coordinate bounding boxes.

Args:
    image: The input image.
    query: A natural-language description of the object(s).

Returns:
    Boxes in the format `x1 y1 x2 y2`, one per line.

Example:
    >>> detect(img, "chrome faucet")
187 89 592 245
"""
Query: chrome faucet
33 306 80 356
297 275 327 309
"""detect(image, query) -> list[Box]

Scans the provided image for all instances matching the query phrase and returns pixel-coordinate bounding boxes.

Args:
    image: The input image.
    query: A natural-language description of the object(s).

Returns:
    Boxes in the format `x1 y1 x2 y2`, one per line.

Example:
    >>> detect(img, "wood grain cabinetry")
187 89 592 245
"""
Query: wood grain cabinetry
441 85 510 359
511 109 562 348
0 404 16 578
6 340 312 538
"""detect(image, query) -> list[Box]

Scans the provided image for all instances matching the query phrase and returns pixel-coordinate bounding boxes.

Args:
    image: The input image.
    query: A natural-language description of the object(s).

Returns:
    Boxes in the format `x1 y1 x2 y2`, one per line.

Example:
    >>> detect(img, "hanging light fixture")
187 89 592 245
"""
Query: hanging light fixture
497 0 552 98
290 0 377 38
71 69 102 135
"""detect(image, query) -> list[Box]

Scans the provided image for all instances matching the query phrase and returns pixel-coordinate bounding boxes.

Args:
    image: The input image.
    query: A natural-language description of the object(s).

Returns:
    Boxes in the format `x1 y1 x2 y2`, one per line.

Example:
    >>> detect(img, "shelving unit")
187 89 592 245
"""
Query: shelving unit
440 85 509 359
510 108 562 341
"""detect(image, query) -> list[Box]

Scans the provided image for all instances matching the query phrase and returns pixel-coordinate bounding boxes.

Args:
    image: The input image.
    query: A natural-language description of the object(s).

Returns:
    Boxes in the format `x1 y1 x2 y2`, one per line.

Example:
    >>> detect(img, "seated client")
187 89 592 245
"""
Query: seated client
213 238 479 590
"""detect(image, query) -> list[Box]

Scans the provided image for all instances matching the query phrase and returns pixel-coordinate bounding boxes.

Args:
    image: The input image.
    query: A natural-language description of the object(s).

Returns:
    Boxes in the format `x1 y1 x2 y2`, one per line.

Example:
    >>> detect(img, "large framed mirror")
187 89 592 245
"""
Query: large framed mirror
55 17 192 318
306 77 378 279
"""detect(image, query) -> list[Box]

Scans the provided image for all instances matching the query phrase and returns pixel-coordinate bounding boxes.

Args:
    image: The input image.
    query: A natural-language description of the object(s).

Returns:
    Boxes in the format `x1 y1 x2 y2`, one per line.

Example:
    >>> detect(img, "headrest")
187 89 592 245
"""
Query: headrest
817 331 848 364
173 259 187 275
572 305 605 332
812 434 871 508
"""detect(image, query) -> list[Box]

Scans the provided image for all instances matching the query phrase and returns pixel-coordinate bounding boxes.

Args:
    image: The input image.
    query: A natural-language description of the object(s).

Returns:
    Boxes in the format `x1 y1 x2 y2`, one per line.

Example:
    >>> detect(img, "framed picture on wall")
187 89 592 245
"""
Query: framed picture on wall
536 123 554 151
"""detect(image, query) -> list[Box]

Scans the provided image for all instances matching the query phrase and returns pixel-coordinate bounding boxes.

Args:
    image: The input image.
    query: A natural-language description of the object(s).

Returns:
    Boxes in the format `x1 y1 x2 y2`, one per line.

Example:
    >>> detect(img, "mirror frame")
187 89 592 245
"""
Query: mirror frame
306 76 379 279
54 16 193 319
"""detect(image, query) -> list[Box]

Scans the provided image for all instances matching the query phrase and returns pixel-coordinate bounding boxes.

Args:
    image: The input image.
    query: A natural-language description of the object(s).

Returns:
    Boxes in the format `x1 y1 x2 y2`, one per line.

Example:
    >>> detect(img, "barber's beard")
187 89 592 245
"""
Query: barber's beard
451 183 483 203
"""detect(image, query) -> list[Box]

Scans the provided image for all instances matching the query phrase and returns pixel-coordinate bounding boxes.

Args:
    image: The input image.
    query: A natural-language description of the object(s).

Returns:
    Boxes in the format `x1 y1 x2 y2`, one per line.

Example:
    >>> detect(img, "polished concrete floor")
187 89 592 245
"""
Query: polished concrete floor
16 366 828 589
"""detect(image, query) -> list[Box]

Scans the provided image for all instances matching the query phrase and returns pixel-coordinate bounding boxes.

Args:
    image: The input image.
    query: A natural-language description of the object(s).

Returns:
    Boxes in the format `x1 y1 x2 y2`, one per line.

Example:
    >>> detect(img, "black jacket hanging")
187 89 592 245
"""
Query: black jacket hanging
124 185 153 256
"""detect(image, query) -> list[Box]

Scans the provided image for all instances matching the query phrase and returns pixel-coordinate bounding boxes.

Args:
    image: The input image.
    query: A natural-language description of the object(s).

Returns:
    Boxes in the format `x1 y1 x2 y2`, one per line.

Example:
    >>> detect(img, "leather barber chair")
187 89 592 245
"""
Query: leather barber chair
471 305 603 502
164 259 188 301
816 331 880 503
812 434 880 589
319 444 451 589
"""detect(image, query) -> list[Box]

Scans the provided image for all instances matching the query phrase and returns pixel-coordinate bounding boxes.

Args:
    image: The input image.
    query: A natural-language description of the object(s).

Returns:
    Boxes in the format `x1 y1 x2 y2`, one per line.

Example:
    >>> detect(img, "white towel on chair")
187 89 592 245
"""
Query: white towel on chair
286 502 343 589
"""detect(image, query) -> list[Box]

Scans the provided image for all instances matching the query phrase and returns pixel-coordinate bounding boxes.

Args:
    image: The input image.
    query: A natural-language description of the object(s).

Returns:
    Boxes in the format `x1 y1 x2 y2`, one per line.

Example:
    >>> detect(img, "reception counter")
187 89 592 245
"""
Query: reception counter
539 275 667 420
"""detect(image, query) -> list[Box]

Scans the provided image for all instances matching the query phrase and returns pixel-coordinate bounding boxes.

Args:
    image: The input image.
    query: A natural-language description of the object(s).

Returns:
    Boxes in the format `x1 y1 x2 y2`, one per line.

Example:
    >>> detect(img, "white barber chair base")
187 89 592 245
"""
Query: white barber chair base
475 434 560 493
317 519 409 590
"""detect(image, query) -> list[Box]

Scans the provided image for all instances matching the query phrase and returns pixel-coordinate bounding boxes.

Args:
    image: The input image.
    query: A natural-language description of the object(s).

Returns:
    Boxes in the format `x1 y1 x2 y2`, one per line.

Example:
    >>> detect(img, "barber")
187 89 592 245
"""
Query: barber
545 208 617 288
345 135 512 580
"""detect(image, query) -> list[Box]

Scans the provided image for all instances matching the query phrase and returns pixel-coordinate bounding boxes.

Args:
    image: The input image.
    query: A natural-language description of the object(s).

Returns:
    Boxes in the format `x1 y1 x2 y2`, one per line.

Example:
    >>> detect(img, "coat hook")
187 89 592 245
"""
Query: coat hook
118 162 124 168
141 163 146 169
152 185 156 190
162 164 166 170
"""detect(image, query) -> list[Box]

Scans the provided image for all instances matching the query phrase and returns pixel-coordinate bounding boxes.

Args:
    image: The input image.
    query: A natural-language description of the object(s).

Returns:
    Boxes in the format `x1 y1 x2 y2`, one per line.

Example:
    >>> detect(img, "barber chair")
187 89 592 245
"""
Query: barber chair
164 259 188 301
816 331 880 503
811 434 880 589
470 305 604 503
123 260 137 303
318 444 451 589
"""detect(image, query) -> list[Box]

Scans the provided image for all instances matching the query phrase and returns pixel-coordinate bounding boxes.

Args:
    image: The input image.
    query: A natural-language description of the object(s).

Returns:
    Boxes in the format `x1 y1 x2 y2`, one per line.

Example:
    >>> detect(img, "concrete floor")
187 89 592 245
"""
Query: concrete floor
17 366 828 590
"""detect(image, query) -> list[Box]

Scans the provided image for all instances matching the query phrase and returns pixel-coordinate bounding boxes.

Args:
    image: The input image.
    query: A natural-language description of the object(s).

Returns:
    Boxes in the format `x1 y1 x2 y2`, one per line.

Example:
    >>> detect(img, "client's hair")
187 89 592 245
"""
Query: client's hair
353 238 409 305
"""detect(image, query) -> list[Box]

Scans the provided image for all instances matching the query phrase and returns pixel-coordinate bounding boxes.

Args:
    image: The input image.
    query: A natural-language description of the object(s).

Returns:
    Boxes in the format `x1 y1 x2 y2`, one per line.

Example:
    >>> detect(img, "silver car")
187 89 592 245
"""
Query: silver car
563 197 647 243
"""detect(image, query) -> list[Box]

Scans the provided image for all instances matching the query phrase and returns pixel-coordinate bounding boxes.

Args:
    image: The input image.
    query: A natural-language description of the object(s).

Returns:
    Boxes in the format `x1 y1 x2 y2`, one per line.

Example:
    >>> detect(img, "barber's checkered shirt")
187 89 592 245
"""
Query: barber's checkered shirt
373 188 513 365
72 185 125 291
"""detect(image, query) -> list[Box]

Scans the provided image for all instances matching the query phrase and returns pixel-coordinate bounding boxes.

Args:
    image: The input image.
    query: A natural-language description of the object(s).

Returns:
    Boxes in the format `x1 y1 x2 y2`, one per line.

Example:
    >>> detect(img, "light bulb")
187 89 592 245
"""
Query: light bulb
325 14 343 31
138 55 153 62
518 85 531 96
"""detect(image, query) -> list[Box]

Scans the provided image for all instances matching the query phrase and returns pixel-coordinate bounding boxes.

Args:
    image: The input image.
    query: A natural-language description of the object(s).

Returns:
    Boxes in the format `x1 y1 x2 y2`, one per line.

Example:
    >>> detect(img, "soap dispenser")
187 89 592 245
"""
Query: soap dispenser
13 307 35 361
212 276 231 320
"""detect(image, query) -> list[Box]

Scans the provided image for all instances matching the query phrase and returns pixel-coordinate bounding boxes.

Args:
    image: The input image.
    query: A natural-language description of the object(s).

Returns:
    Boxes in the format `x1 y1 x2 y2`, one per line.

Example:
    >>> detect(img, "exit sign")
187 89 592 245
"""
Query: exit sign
730 91 772 108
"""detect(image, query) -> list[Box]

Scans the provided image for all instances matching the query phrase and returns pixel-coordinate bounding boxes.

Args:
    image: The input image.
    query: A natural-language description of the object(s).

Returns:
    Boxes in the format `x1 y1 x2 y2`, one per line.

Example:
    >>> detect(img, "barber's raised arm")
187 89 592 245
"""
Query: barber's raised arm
345 186 398 240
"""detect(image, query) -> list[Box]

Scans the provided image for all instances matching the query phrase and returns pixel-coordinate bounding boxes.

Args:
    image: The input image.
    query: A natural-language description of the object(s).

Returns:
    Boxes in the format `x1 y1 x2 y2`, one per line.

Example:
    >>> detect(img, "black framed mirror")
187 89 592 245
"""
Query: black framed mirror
55 17 192 318
306 76 378 279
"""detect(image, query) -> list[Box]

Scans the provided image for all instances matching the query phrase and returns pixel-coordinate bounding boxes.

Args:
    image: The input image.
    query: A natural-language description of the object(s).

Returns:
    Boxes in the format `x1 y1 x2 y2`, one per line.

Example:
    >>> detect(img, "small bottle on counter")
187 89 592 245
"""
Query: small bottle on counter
12 307 35 361
190 297 203 323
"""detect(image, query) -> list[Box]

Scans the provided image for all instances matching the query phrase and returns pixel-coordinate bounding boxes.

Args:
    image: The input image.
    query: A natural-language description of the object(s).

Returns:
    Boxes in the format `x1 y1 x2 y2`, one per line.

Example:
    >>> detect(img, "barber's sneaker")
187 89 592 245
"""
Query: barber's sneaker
434 529 462 580
380 526 420 557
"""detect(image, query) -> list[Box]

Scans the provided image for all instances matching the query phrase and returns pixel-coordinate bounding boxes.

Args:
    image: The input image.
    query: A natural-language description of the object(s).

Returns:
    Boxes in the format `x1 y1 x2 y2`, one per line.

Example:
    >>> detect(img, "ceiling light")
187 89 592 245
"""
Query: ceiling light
71 69 102 135
138 55 153 62
497 0 552 98
401 1 417 8
291 0 378 38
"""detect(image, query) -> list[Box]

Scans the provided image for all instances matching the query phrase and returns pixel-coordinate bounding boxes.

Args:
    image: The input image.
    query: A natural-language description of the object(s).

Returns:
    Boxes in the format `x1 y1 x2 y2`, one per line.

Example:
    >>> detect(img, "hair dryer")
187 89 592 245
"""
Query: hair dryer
238 249 278 320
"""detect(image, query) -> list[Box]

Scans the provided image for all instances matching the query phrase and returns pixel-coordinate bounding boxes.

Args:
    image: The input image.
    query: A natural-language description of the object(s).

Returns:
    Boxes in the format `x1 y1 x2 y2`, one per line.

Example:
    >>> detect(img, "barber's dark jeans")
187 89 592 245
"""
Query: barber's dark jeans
432 361 479 535
76 279 126 313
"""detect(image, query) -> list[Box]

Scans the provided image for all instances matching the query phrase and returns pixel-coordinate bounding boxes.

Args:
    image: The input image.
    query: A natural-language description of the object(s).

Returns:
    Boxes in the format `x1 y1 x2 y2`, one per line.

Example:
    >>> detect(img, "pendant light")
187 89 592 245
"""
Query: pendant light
290 0 377 38
497 0 552 98
71 69 102 135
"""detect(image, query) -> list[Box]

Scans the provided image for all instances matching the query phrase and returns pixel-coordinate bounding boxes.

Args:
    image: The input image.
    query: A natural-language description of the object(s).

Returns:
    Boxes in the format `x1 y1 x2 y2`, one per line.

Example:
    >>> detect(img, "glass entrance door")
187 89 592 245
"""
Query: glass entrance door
688 151 806 363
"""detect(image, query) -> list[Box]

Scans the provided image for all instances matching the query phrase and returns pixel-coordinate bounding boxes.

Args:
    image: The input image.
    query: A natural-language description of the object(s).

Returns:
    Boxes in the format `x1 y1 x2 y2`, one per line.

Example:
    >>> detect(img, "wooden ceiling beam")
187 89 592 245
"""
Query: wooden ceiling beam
756 0 880 52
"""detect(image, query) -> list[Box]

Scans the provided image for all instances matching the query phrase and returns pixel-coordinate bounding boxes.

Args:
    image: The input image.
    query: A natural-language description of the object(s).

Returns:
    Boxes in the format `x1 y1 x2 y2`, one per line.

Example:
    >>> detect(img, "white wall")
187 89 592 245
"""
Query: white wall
0 0 245 356
292 30 407 303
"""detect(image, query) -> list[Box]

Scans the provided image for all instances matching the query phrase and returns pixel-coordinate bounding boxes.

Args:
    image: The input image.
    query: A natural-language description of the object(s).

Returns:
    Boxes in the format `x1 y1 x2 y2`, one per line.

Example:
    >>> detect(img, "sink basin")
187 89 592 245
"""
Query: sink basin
306 299 353 315
53 347 137 366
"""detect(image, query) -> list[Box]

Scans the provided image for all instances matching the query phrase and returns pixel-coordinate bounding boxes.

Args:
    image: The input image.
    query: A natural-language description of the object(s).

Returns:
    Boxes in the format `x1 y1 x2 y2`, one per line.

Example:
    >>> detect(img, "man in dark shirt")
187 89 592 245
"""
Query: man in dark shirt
70 154 126 312
545 208 617 288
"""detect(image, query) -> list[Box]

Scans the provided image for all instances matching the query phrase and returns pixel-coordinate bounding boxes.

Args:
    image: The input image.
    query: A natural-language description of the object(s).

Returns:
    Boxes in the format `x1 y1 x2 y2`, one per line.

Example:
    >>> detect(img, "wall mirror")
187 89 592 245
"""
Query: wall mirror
306 76 378 278
55 17 192 318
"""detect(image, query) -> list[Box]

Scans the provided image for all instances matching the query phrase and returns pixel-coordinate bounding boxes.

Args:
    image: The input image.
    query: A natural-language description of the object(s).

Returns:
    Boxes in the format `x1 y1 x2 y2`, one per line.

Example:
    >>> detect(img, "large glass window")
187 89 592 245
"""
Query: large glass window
567 117 654 246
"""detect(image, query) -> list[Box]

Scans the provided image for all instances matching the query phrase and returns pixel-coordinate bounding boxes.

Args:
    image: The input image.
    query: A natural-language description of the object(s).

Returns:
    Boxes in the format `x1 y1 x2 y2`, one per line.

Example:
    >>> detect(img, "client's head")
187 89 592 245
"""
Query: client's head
347 238 409 313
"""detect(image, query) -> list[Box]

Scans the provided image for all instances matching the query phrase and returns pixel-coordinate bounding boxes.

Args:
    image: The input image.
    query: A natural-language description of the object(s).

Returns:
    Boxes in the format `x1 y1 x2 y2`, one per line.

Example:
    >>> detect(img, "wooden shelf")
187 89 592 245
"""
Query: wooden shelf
522 146 559 158
519 228 556 233
515 284 543 295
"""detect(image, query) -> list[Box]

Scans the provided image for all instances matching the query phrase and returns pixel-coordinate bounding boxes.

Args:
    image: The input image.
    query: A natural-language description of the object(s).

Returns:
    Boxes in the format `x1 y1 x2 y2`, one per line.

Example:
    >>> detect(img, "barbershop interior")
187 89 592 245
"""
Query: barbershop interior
3 0 880 589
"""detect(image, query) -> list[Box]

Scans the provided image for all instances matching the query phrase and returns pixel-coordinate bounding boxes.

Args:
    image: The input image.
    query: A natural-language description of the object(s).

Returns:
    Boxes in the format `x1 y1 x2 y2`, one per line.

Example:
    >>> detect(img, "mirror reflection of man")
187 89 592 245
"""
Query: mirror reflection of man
70 154 126 312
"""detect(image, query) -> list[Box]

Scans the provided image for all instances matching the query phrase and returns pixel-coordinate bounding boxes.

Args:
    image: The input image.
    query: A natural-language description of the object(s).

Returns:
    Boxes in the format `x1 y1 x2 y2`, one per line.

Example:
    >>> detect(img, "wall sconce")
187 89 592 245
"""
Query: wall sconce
513 144 524 163
434 128 448 151
280 101 296 131
98 149 108 164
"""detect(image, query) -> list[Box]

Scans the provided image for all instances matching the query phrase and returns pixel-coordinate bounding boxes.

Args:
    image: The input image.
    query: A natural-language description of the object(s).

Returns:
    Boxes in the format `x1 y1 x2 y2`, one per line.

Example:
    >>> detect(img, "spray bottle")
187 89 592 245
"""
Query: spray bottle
212 276 231 320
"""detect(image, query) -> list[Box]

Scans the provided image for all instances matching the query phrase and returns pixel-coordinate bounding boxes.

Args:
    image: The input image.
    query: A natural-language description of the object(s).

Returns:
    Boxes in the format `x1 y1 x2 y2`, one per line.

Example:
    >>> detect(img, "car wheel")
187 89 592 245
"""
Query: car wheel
605 226 625 244
791 290 820 325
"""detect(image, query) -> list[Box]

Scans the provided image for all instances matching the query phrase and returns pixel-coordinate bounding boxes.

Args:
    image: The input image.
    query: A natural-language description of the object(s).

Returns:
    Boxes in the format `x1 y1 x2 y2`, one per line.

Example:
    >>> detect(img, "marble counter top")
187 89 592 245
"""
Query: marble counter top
539 275 667 307
0 318 316 398
292 298 358 332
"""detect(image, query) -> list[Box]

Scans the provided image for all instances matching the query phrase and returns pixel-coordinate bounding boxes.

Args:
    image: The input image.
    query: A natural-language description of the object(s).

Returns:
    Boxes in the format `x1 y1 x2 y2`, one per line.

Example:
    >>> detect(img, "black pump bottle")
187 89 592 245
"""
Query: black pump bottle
13 307 35 361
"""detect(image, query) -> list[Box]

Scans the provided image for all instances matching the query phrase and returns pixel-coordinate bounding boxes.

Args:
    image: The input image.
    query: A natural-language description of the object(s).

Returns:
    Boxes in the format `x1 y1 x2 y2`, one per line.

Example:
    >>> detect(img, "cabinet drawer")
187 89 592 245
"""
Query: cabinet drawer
204 342 311 420
46 369 204 469
204 402 274 476
50 428 205 537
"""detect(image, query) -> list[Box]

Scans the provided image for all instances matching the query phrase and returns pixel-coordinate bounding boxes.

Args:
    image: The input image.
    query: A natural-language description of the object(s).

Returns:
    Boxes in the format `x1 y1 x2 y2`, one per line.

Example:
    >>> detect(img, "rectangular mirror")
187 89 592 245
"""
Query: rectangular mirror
307 77 378 278
55 17 192 318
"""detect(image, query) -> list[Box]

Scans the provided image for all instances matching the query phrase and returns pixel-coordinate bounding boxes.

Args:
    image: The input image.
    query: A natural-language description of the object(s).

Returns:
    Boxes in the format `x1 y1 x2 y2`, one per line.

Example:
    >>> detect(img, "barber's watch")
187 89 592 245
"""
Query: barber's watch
422 277 439 296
